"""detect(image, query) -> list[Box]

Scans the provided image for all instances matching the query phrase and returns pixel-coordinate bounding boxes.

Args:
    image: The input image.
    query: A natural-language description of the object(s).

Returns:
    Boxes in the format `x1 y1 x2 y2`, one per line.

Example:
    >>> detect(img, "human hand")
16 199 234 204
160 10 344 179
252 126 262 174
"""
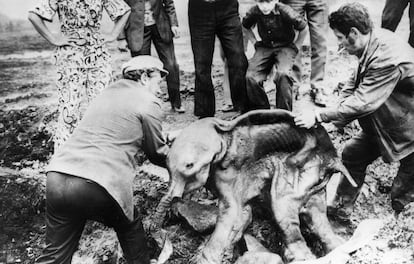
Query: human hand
51 34 72 47
294 110 317 129
102 33 117 44
171 26 180 38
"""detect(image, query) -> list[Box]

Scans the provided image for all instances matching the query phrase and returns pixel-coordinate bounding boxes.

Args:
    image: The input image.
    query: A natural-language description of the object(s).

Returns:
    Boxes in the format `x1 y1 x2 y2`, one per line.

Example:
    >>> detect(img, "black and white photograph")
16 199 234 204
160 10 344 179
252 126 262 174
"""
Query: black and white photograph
0 0 413 263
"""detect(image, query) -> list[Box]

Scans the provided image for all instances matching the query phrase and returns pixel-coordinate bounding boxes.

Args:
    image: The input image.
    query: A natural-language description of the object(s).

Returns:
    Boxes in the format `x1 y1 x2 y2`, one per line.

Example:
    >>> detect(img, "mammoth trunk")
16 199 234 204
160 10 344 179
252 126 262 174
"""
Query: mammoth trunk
152 179 185 228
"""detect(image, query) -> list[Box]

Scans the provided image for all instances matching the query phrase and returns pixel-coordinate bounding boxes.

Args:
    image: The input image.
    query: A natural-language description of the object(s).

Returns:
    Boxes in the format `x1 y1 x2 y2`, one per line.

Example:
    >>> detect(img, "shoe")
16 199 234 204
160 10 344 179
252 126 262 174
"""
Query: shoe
172 106 185 114
220 104 235 112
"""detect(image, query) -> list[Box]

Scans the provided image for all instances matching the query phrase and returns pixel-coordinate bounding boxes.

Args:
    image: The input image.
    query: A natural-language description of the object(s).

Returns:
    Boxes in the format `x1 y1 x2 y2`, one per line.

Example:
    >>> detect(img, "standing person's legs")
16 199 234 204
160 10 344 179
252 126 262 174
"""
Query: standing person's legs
131 26 153 57
381 0 409 32
151 27 183 111
333 133 381 209
307 0 328 87
245 46 275 110
219 45 234 111
189 0 217 118
281 0 306 85
85 63 112 107
216 0 249 113
409 0 414 47
391 152 414 213
273 46 297 111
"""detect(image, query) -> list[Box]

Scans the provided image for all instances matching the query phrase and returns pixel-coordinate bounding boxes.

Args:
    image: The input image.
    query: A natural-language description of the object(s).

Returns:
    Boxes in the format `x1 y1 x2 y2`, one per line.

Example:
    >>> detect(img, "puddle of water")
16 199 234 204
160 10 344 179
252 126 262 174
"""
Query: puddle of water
0 50 52 60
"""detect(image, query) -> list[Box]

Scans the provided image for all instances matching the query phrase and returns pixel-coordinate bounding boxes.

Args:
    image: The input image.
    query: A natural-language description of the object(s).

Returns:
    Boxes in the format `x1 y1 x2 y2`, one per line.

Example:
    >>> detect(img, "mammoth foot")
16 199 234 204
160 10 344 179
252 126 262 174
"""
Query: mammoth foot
284 241 315 262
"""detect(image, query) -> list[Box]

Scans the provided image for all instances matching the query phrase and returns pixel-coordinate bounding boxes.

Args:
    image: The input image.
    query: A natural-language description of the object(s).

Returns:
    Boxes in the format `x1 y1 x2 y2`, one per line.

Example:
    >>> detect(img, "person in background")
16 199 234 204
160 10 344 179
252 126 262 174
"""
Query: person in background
381 0 414 48
243 0 307 111
189 0 250 118
294 3 414 221
123 0 185 113
35 56 172 264
28 0 131 151
281 0 329 106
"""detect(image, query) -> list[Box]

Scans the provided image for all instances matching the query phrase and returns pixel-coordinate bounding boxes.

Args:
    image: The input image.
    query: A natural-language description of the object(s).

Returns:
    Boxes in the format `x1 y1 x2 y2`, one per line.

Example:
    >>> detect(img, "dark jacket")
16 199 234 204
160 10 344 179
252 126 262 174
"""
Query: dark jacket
124 0 179 52
320 29 414 162
242 2 306 48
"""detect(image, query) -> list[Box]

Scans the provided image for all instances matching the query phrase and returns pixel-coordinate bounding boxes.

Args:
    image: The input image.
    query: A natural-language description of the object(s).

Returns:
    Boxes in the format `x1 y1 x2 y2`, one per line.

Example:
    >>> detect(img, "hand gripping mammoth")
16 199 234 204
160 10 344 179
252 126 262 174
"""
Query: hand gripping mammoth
152 110 357 263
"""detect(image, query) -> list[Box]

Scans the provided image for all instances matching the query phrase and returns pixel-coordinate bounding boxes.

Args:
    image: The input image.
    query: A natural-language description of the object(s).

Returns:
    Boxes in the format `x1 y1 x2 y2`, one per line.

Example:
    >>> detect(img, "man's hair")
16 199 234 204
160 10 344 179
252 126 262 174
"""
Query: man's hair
123 68 158 82
329 3 373 36
255 0 274 3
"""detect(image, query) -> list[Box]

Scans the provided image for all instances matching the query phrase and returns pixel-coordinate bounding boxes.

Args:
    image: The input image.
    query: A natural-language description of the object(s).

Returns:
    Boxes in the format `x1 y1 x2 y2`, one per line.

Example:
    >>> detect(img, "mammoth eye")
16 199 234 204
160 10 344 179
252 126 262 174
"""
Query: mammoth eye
186 162 194 169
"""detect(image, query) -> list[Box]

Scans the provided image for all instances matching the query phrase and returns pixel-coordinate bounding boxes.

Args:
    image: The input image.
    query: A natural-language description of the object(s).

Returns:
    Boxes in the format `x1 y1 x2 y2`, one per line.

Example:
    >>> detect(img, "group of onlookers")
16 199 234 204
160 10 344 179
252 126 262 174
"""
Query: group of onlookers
27 0 414 263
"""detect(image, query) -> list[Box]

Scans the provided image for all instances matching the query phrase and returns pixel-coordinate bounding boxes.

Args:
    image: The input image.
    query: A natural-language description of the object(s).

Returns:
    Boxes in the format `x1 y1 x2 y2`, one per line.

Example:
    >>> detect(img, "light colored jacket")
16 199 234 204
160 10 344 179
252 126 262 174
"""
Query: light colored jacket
47 79 168 220
321 29 414 162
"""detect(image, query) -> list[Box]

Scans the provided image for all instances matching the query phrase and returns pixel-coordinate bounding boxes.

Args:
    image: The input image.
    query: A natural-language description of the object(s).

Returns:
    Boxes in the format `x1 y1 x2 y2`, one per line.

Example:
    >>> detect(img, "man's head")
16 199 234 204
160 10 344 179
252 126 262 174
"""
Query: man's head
329 3 373 57
121 55 168 96
255 0 277 15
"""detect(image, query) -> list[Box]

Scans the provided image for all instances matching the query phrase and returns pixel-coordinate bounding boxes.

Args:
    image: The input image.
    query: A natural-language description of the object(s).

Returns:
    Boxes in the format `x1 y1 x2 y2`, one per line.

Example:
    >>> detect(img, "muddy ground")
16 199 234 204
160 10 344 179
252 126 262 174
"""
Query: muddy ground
0 20 413 264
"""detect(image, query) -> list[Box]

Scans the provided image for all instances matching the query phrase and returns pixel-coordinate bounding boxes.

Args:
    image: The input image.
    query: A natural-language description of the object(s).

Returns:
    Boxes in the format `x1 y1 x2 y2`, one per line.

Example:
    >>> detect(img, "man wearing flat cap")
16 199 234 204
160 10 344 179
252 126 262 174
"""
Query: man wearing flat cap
36 55 170 264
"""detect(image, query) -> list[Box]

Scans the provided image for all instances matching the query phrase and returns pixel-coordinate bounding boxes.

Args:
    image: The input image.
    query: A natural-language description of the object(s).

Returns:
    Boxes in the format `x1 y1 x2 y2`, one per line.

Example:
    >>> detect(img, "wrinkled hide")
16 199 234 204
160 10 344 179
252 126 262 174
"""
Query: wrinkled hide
155 110 355 263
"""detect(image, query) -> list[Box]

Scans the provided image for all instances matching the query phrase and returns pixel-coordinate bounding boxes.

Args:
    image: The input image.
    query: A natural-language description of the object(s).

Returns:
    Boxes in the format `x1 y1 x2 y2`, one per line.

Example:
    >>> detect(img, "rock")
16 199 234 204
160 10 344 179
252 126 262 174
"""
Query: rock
242 234 270 253
171 199 218 233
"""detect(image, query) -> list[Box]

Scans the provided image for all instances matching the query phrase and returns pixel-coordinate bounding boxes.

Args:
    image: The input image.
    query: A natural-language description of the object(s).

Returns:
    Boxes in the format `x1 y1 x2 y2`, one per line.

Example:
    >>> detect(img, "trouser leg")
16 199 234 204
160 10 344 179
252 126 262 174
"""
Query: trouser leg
381 0 409 32
335 132 381 207
307 0 328 86
409 0 414 47
274 46 297 111
391 152 414 213
131 26 152 56
189 0 216 117
245 46 274 110
216 0 249 112
151 26 182 109
36 172 87 264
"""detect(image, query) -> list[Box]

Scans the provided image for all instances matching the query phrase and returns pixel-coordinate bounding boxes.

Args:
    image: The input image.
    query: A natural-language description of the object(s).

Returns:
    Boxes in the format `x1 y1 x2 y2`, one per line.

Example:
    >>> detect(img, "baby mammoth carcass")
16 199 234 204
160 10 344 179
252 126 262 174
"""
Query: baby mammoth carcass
152 109 356 263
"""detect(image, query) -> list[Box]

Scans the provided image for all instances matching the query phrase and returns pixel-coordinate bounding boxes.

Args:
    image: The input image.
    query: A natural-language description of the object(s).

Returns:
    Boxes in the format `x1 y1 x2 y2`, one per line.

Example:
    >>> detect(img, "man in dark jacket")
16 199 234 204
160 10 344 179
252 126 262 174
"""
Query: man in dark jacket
295 3 414 217
36 56 171 264
124 0 184 113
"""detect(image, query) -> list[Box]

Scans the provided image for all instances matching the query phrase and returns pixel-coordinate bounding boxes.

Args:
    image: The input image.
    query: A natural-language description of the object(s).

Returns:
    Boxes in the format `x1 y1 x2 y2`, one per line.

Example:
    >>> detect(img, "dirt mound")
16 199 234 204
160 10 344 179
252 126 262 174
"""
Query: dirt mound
349 203 414 264
0 106 55 167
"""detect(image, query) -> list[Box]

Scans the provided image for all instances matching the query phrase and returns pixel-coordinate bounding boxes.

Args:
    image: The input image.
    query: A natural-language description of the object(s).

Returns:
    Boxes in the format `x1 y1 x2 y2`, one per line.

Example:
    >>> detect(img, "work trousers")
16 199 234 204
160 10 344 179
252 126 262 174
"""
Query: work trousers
335 132 414 213
36 172 150 264
189 0 249 117
281 0 328 86
246 45 298 111
382 0 414 47
131 24 182 109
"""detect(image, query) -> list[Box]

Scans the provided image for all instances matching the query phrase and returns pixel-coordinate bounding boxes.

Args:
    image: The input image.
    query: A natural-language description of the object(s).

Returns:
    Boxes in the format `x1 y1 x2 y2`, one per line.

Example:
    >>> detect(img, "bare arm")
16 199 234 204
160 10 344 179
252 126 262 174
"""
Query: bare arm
28 12 69 47
103 9 131 43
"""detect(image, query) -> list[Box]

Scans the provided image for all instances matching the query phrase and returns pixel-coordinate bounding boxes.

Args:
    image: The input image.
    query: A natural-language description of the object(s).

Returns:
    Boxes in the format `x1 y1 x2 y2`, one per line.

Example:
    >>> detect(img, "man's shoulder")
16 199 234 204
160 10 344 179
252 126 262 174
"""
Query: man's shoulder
370 29 414 66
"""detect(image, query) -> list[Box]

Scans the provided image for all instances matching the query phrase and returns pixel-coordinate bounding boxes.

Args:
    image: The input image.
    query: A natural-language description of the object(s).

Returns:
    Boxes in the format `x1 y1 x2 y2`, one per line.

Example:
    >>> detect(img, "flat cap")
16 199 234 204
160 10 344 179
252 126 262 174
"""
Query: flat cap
121 55 168 76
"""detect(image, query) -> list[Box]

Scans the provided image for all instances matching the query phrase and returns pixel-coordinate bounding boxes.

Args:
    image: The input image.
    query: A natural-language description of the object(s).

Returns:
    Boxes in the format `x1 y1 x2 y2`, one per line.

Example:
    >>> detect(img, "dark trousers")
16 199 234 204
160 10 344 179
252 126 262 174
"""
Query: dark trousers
189 0 249 118
281 0 328 86
246 45 297 111
131 25 182 108
335 132 414 213
382 0 414 47
36 172 150 264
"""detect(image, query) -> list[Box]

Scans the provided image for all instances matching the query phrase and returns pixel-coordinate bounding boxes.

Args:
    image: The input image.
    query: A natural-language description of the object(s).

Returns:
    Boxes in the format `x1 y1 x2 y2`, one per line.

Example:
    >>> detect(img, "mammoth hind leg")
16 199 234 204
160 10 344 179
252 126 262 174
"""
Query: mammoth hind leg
301 192 345 252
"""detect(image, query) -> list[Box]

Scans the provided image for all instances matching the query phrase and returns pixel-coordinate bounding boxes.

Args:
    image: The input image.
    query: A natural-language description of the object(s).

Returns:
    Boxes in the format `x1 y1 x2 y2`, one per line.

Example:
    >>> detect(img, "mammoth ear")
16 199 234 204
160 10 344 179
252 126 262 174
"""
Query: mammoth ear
212 137 228 164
